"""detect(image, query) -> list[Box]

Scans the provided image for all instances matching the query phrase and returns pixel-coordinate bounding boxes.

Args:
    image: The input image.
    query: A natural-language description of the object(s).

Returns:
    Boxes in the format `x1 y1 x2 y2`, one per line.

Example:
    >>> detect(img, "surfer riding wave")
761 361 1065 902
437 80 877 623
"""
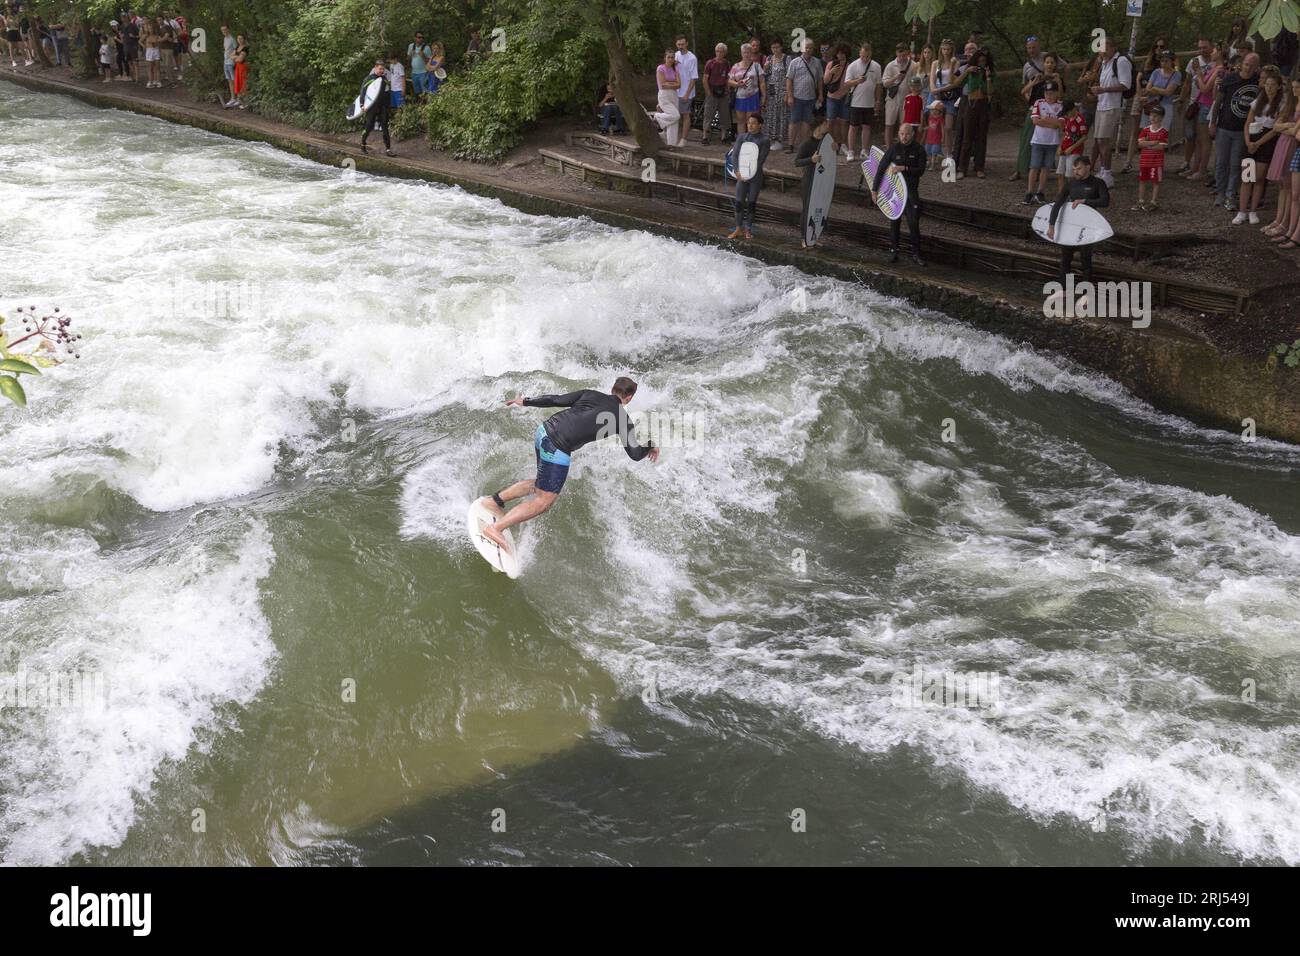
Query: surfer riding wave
477 377 659 553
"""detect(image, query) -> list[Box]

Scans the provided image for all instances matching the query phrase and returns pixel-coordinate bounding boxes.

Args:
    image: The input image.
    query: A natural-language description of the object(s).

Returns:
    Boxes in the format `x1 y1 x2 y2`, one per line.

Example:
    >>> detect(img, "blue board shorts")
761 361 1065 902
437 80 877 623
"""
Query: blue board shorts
534 424 570 494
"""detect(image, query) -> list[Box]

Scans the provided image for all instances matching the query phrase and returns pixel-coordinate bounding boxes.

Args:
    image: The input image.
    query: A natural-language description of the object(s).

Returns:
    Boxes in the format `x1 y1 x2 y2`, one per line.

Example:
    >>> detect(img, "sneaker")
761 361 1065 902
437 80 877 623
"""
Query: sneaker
1248 212 1260 224
845 151 855 161
1020 193 1035 206
384 149 395 156
1034 192 1047 204
1099 168 1115 187
1225 199 1237 212
1232 212 1248 224
888 249 899 263
770 140 782 149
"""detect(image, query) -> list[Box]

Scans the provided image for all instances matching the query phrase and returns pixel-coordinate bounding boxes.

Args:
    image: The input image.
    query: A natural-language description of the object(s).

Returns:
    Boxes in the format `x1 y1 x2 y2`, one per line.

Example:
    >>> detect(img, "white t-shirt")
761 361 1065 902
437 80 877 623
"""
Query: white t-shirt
675 49 699 98
882 58 916 96
846 57 882 108
389 62 405 90
1030 99 1063 145
1097 55 1132 111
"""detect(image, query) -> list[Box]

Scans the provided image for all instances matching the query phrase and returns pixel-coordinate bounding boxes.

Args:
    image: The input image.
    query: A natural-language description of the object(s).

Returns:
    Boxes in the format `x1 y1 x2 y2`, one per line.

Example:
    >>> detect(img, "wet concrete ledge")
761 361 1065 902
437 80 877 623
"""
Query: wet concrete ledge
9 70 1300 445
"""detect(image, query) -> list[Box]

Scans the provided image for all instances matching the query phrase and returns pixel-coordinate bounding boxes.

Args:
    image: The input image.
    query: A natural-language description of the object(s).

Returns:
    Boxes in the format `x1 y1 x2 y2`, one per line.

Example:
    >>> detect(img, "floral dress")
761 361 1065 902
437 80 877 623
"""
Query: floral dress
764 54 790 143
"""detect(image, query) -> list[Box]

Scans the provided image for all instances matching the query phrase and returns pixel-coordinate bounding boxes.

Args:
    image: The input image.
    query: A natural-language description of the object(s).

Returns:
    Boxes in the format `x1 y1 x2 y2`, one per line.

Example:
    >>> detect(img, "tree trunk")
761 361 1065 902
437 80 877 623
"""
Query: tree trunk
32 26 53 68
78 21 97 79
592 1 659 157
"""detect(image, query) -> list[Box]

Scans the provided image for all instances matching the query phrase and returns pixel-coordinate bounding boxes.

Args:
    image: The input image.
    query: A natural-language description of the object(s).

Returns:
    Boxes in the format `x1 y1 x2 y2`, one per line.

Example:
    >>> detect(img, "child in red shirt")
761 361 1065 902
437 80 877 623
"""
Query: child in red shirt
924 99 944 169
1054 99 1088 195
903 75 924 127
1136 105 1169 211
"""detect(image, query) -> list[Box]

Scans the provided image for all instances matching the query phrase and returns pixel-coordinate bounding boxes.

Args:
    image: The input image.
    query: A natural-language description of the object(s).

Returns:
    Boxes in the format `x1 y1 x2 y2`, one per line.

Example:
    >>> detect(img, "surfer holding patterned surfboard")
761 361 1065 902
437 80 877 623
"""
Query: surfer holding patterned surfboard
868 121 927 265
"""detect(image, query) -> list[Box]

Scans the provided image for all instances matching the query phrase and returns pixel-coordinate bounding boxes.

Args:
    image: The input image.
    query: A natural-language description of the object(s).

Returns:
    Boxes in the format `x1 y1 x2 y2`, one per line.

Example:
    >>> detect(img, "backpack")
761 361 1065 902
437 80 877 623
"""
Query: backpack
1116 54 1139 99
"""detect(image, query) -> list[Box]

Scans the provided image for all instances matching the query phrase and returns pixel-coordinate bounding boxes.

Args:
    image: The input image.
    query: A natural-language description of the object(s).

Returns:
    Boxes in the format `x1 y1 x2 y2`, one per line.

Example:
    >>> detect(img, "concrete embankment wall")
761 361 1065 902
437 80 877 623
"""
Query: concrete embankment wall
8 71 1299 444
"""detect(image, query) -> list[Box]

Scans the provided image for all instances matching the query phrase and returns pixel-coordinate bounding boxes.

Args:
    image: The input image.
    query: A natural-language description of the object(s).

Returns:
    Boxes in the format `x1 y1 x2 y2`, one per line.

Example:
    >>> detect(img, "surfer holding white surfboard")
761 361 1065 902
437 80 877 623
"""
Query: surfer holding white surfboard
354 59 395 155
726 115 772 240
794 119 833 248
1044 154 1111 290
475 378 658 559
870 121 927 265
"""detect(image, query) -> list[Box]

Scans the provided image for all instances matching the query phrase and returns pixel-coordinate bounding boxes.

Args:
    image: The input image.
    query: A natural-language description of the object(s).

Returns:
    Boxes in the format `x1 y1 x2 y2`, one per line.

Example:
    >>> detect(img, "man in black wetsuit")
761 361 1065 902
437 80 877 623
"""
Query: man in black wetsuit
359 59 394 155
871 120 927 265
477 377 659 554
1046 154 1110 288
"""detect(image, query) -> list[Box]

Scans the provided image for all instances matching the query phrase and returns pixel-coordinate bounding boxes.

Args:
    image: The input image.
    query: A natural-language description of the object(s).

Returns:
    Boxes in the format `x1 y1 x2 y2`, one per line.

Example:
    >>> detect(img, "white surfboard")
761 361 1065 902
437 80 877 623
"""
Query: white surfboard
731 140 759 181
466 499 519 579
347 75 384 121
1032 202 1114 247
804 133 837 244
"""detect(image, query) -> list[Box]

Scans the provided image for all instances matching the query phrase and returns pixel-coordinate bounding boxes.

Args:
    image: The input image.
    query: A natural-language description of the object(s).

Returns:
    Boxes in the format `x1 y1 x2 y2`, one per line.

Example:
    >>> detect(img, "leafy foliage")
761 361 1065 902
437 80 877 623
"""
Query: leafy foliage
0 308 78 409
423 11 608 161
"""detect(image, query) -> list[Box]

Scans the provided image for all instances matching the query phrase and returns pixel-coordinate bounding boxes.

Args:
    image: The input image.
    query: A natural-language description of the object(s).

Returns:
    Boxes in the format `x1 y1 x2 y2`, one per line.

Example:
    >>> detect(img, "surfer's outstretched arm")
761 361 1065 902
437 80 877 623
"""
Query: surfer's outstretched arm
517 391 585 408
618 411 658 462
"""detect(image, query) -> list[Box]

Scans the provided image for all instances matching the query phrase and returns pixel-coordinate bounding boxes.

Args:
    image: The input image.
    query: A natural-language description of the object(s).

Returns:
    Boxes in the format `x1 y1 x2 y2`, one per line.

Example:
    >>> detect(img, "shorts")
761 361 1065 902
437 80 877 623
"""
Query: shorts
1056 152 1079 176
174 42 185 55
534 424 570 494
1030 142 1057 169
925 142 942 156
5 30 18 43
826 96 848 120
1198 103 1212 123
1139 164 1164 182
390 90 404 109
678 96 692 115
943 98 959 116
145 47 160 62
1094 108 1121 140
848 105 874 127
789 96 815 124
223 60 234 80
884 92 905 125
735 92 761 113
1292 146 1300 173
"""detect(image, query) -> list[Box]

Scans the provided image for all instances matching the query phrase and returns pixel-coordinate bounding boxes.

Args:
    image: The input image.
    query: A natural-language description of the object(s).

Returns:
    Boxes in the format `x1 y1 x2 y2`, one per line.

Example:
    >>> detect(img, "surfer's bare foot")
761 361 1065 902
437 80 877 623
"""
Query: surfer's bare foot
481 523 511 553
726 228 742 239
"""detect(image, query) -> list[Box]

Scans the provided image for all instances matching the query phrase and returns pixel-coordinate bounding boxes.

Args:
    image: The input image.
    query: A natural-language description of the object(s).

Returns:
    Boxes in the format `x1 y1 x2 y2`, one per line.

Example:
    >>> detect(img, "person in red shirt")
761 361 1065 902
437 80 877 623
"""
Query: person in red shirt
1055 99 1088 195
700 43 731 145
1136 104 1169 210
903 75 924 126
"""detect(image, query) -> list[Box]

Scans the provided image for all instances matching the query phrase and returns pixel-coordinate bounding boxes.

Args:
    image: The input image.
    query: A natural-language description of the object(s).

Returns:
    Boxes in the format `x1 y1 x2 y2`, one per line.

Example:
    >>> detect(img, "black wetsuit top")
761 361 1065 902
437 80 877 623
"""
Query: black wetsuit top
1049 174 1110 226
523 390 653 459
872 139 927 193
361 73 391 120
